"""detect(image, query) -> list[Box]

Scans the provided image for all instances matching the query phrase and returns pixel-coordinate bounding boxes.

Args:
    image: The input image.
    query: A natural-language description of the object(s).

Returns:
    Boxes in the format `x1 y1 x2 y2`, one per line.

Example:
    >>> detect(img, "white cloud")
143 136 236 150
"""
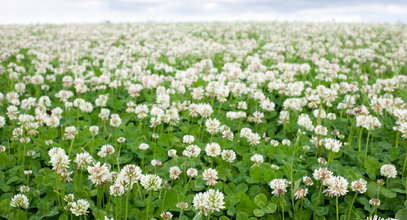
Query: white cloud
203 2 219 11
0 0 406 24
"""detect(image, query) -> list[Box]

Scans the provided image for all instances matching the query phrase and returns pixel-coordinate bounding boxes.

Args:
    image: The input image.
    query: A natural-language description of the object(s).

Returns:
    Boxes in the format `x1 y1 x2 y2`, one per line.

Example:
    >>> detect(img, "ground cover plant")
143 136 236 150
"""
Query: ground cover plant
0 22 406 220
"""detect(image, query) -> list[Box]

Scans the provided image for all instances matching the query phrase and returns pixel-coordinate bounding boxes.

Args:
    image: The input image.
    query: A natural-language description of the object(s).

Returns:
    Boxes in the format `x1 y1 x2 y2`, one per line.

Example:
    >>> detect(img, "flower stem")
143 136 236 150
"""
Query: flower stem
313 183 323 219
358 128 363 152
347 192 358 220
336 196 339 220
364 130 371 163
68 138 75 158
146 190 152 219
125 189 130 219
281 198 285 220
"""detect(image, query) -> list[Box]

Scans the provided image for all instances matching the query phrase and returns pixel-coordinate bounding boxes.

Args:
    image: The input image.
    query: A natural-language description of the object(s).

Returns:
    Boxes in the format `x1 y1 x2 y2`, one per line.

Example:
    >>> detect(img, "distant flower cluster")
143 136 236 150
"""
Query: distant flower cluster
0 22 405 219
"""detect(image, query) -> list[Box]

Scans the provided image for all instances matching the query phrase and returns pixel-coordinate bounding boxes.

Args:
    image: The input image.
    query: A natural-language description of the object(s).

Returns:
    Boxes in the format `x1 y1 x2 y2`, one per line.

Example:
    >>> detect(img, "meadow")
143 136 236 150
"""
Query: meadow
0 22 406 219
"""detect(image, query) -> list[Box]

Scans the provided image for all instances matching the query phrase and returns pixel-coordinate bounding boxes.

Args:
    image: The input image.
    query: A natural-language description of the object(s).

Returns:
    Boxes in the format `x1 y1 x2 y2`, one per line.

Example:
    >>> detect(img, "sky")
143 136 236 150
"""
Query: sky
0 0 406 24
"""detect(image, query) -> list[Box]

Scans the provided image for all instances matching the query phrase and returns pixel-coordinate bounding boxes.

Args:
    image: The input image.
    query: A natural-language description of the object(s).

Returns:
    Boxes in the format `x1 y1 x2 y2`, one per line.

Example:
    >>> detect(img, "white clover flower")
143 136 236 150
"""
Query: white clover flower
282 139 291 146
294 188 308 200
303 176 314 186
64 126 77 140
250 154 264 166
98 144 115 158
380 164 397 178
221 149 236 163
140 174 162 191
119 164 142 184
69 199 90 216
270 179 289 197
205 118 220 134
87 162 112 186
0 116 6 128
351 178 367 194
151 159 162 166
356 115 382 130
205 143 221 157
314 125 328 136
110 184 125 197
187 168 198 177
183 145 201 158
169 166 182 180
139 143 149 150
64 194 75 203
297 114 314 131
110 114 122 127
160 211 173 219
369 198 381 207
202 168 218 186
193 189 225 216
167 149 177 157
10 194 29 209
322 138 343 152
323 176 349 197
176 202 189 209
89 125 99 136
270 140 280 147
0 145 6 153
183 135 195 144
19 185 30 193
49 147 70 175
313 168 333 183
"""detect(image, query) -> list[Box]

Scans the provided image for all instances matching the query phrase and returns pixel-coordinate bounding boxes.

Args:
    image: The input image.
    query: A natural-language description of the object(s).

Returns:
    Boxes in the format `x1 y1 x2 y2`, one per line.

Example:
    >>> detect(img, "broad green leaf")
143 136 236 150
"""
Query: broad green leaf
254 193 267 208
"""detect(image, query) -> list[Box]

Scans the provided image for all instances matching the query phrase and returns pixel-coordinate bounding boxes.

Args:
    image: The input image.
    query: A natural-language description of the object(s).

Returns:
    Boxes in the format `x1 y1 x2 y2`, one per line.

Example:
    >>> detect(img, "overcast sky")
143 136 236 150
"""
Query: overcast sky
1 0 406 24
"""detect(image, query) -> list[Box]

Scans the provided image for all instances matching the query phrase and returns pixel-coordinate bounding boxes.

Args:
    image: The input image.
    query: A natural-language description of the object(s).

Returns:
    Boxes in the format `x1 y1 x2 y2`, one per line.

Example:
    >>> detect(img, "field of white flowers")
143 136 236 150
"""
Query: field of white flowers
0 22 406 220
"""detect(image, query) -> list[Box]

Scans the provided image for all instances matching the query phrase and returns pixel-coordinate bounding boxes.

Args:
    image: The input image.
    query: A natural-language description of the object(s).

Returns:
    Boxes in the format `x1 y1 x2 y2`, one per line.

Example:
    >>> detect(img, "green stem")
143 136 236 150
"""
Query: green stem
328 151 334 167
207 213 211 220
403 150 407 176
290 138 299 215
117 143 122 171
395 131 399 148
313 183 323 219
161 190 167 213
125 188 130 219
364 130 371 162
281 198 285 220
115 197 119 220
347 192 358 220
179 209 184 219
146 190 152 219
68 138 75 158
336 196 339 220
358 128 363 152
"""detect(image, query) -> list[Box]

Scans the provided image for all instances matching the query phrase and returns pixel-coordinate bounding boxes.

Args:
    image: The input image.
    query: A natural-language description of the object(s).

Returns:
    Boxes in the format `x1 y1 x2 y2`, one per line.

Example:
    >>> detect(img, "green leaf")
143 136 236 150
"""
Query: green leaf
249 166 263 183
254 193 267 208
0 199 12 219
192 213 201 220
396 208 407 219
163 189 178 208
367 182 381 198
253 208 265 217
58 214 69 220
92 208 107 220
236 212 249 220
236 183 248 193
264 202 277 214
364 159 379 180
381 188 397 198
315 206 329 216
6 176 21 186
